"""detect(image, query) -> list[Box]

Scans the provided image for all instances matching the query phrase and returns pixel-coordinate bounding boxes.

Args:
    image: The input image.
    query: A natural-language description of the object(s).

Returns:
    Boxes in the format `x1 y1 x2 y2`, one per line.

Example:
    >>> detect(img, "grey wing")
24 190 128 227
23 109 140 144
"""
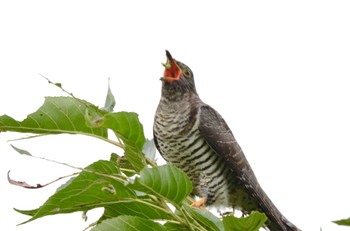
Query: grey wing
197 105 259 187
198 105 296 231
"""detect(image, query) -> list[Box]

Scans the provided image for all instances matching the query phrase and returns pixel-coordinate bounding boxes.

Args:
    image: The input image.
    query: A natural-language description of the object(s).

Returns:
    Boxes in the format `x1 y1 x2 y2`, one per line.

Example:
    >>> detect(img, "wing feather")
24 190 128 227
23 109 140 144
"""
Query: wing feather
198 105 293 230
198 105 258 185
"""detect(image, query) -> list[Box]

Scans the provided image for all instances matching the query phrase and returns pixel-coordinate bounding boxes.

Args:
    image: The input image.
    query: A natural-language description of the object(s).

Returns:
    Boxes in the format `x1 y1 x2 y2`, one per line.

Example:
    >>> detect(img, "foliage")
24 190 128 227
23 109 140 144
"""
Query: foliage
333 217 350 227
0 81 268 230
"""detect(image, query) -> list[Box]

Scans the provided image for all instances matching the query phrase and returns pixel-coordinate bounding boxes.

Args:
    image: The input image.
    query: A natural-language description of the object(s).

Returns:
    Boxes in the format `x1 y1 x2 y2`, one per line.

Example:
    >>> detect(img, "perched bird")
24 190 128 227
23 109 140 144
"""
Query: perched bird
153 50 300 231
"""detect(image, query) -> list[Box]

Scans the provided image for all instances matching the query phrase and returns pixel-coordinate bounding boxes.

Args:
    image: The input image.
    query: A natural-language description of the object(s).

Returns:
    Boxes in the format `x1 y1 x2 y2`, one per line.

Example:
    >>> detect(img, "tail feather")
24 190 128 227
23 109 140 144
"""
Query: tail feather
266 215 301 231
243 178 301 231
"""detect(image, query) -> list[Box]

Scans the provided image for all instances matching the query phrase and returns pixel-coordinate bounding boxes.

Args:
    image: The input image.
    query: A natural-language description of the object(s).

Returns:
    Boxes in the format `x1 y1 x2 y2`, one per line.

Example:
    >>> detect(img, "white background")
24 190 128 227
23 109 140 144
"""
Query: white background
1 1 350 230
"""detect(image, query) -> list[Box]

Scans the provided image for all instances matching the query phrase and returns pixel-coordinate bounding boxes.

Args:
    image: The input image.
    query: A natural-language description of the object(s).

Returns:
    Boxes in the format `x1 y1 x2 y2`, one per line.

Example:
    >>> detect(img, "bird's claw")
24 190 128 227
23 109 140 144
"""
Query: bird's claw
191 197 206 208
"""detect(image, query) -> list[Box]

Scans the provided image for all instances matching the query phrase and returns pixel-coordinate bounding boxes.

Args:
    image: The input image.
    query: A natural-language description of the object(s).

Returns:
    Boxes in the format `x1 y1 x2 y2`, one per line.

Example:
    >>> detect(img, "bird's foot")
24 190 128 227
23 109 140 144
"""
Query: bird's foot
191 197 206 208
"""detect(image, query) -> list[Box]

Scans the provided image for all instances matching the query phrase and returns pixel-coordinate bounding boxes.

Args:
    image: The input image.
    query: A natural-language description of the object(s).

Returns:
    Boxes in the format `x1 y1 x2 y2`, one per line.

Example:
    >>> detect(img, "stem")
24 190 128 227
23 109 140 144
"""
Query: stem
16 150 129 185
179 205 208 231
178 206 196 231
119 168 137 175
83 221 98 231
93 135 124 149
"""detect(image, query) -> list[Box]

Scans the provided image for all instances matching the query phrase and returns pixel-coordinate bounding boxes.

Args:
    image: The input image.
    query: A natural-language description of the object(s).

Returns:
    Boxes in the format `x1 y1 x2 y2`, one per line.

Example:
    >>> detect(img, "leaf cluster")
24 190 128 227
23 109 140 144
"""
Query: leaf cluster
0 82 268 230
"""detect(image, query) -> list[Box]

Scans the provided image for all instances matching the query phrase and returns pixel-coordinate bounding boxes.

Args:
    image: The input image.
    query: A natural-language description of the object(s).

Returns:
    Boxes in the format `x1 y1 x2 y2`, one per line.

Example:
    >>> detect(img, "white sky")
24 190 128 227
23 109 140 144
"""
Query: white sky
1 1 350 230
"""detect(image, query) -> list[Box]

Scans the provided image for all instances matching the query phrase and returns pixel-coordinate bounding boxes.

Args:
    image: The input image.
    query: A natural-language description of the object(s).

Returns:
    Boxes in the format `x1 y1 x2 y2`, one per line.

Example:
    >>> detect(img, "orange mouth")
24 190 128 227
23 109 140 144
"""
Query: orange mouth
162 50 181 83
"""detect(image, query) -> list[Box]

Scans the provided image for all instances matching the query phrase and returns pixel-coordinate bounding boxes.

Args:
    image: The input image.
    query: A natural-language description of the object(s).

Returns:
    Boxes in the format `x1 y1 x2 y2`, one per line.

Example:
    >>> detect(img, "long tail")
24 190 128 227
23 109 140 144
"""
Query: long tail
266 214 301 231
250 182 301 231
236 156 301 230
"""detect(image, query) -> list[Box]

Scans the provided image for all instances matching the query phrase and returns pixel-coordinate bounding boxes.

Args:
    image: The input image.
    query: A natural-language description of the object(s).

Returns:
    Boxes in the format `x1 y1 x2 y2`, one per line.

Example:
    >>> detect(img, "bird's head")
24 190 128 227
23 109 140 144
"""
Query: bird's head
160 50 197 97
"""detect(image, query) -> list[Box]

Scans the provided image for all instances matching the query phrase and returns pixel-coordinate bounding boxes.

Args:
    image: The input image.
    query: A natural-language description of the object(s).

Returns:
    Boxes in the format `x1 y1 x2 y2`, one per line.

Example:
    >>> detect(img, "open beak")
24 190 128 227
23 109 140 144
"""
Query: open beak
161 50 181 83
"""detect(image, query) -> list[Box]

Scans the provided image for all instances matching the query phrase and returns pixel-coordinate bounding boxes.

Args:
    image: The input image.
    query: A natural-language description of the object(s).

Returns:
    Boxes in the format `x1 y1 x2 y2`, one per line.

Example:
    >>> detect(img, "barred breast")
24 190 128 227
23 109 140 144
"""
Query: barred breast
153 95 235 207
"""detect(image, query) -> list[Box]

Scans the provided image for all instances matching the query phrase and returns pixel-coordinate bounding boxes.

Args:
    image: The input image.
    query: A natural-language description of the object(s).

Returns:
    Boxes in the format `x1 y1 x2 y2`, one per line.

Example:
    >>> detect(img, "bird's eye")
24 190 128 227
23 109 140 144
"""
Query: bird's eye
183 68 191 78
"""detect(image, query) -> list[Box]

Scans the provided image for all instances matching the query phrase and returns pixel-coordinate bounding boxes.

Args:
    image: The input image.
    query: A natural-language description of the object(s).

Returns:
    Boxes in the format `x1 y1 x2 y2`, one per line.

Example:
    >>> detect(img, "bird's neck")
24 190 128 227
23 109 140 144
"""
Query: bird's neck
161 82 196 100
159 88 202 119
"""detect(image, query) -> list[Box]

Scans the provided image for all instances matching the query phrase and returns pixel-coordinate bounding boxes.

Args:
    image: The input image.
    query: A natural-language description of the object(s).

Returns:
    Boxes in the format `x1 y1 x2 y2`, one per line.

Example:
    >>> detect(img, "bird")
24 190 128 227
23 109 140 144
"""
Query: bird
153 50 301 231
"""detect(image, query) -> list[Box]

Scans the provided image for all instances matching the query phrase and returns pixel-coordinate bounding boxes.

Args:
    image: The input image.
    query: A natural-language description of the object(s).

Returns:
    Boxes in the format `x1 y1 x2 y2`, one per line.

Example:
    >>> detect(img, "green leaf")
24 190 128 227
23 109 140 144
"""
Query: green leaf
101 79 116 112
98 112 145 149
333 217 350 226
124 145 146 172
163 222 190 231
115 155 137 177
0 97 107 138
15 160 135 224
109 153 119 163
131 165 192 205
91 215 166 231
98 112 146 171
222 212 267 231
183 204 224 231
13 208 38 217
102 199 172 220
